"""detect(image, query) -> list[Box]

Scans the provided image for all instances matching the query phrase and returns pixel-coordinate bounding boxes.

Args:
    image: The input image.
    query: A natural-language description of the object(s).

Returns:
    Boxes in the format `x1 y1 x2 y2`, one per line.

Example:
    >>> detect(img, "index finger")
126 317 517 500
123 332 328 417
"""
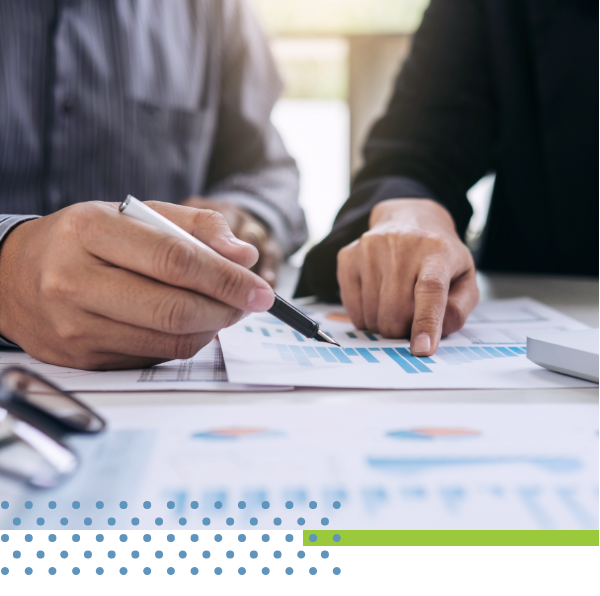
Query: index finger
77 203 275 312
410 265 452 356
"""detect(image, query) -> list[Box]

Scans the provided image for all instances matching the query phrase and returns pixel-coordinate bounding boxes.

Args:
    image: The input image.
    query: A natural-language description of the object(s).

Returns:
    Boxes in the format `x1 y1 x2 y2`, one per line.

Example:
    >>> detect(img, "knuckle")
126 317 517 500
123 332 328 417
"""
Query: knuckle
40 271 72 301
153 238 196 280
215 264 245 304
155 295 195 334
54 319 83 343
173 334 204 360
199 209 229 232
415 272 449 295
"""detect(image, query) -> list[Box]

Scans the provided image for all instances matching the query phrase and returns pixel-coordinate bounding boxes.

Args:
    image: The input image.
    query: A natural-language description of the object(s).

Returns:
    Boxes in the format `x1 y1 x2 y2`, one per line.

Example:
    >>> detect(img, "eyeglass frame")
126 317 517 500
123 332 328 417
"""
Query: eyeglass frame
0 366 106 486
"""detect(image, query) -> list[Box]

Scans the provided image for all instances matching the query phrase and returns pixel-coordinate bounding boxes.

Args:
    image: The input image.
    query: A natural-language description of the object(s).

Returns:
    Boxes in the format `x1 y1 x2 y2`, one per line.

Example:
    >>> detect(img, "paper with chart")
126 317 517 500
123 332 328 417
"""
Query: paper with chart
2 403 596 531
219 298 597 389
0 340 290 392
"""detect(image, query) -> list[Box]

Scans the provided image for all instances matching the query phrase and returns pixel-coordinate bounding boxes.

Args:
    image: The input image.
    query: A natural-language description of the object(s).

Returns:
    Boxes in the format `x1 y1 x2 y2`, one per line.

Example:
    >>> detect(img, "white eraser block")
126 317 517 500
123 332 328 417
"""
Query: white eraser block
527 328 599 383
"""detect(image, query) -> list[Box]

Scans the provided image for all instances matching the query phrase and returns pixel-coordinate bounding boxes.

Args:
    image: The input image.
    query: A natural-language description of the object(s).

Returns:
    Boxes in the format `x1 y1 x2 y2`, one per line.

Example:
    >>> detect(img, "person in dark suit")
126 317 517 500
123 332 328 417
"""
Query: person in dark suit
296 0 598 357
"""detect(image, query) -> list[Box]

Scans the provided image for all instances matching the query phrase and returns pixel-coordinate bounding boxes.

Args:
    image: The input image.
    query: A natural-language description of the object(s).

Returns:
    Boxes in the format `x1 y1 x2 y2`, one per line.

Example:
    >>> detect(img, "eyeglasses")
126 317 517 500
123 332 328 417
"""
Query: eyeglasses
0 367 106 488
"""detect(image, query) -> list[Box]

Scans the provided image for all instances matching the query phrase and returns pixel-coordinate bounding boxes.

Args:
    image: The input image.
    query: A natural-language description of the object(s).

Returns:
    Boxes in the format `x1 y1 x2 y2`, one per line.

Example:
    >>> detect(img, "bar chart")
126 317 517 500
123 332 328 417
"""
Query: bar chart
258 339 527 373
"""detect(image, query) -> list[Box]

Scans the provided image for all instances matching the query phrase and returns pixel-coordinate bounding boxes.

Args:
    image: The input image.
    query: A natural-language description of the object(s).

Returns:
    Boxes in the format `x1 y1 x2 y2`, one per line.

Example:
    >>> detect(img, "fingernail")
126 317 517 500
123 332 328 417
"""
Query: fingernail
241 311 252 320
229 237 253 248
247 287 274 311
412 333 431 355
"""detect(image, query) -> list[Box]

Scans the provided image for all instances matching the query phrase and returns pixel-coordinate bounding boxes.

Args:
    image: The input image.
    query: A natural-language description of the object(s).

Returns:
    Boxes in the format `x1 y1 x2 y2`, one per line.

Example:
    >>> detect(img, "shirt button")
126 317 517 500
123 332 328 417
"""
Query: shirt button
61 96 77 114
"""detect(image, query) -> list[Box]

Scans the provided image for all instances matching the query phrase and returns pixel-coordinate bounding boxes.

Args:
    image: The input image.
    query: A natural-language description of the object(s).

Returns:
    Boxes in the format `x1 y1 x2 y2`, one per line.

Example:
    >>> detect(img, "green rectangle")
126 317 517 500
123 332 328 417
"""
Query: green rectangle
303 530 599 546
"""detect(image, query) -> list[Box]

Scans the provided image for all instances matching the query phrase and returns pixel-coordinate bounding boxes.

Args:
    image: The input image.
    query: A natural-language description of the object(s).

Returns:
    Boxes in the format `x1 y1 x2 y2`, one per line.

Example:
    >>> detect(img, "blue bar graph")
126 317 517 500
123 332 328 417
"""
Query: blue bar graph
419 355 436 364
302 346 320 359
435 349 461 365
457 346 481 360
396 348 432 373
261 328 270 337
346 332 357 339
496 347 517 357
382 348 418 374
292 331 305 342
365 332 379 341
315 346 337 363
289 345 312 367
483 347 505 358
245 326 253 333
343 348 358 356
262 342 276 350
275 344 294 362
443 347 471 363
469 346 493 359
356 348 379 363
509 347 526 355
330 347 352 363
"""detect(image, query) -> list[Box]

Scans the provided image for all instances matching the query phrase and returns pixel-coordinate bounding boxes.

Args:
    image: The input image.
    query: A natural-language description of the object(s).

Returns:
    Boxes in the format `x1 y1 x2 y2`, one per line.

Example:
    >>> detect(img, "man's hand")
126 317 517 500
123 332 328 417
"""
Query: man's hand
181 197 283 287
337 199 478 356
0 201 275 370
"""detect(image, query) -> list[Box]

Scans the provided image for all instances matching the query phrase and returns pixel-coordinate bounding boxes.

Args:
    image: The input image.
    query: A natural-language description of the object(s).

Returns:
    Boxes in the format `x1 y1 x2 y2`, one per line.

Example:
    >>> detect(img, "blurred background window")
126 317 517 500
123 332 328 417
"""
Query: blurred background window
250 0 492 262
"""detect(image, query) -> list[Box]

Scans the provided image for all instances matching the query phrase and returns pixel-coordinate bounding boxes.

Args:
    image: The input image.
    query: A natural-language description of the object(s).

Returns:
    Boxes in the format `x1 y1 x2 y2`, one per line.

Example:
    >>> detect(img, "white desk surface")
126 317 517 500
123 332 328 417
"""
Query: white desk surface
79 270 599 409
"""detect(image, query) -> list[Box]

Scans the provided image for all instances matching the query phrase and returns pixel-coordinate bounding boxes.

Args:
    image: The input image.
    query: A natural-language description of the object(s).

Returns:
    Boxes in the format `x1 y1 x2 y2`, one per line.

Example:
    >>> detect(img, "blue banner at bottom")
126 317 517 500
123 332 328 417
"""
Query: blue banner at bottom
1 534 600 596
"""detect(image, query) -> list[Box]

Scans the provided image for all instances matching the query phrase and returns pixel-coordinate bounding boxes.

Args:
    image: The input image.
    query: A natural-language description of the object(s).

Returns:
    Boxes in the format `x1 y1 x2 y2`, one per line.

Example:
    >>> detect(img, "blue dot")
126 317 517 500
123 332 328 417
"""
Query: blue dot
96 501 104 509
143 534 151 542
179 551 187 559
285 501 293 509
238 534 246 542
84 551 92 559
132 551 139 559
285 534 293 542
36 518 44 526
167 534 175 542
274 551 281 559
238 567 246 575
96 568 104 575
1 502 8 509
226 517 234 526
191 567 199 575
119 501 128 510
167 501 175 509
119 567 127 575
333 567 341 575
321 517 329 526
25 534 32 542
25 567 33 575
214 501 222 509
84 518 92 526
48 501 56 510
49 567 56 575
191 501 199 509
96 534 104 542
202 518 210 526
13 518 20 526
297 550 305 559
214 534 222 542
167 567 175 575
274 517 281 526
72 501 80 509
309 567 317 575
155 551 163 559
108 518 116 526
262 501 270 509
250 551 258 559
143 567 151 575
1 568 8 575
60 551 68 559
262 567 270 575
333 534 341 542
191 534 199 542
119 534 128 543
179 518 187 526
143 501 151 509
250 517 258 526
155 518 163 526
321 550 329 559
309 501 317 509
108 551 116 559
297 517 305 526
13 551 20 559
214 567 222 575
1 535 7 542
238 501 246 509
262 534 270 542
333 501 341 509
72 534 80 543
202 551 210 559
226 550 234 559
309 534 317 543
25 501 33 509
36 551 44 559
286 567 294 575
72 567 80 575
49 535 56 542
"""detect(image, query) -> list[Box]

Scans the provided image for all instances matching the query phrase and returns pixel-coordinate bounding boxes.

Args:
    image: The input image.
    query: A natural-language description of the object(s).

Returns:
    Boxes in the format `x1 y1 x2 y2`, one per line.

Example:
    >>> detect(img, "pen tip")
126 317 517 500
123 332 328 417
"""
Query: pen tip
316 329 341 347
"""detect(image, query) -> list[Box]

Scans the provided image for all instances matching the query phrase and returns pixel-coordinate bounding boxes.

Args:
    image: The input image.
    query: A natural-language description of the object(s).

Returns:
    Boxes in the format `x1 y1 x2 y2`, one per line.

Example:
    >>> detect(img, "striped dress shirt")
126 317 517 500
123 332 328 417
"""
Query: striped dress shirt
0 0 307 348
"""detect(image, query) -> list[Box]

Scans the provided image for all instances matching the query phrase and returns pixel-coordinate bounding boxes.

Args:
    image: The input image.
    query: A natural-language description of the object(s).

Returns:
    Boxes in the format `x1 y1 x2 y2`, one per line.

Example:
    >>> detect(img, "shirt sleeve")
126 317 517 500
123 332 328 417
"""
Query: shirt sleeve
295 0 496 300
204 0 308 257
0 215 40 348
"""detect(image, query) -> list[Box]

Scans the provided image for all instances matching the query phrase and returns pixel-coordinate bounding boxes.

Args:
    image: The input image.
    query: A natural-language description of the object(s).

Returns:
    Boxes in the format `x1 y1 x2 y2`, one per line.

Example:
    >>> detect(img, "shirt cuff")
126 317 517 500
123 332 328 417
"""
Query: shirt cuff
207 191 297 256
0 215 40 349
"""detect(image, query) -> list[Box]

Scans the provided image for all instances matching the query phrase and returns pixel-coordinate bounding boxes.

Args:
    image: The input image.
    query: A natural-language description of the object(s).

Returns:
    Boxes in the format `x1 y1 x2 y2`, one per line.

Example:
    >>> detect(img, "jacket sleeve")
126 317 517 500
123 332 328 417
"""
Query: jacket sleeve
296 0 496 300
204 0 308 257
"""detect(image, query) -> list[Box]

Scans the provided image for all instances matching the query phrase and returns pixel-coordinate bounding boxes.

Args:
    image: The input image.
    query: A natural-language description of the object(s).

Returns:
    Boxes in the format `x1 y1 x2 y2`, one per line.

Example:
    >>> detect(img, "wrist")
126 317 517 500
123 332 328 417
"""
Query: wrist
0 219 35 343
369 198 457 234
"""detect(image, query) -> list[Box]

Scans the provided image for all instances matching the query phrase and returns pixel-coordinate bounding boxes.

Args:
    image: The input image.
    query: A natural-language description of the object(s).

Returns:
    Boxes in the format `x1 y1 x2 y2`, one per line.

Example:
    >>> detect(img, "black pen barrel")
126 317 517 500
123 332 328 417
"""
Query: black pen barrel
268 295 319 339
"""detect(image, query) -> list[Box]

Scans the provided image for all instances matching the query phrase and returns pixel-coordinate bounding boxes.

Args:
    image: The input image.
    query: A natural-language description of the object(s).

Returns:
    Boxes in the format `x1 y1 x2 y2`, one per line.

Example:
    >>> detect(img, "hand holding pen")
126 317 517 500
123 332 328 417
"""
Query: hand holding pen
0 198 276 370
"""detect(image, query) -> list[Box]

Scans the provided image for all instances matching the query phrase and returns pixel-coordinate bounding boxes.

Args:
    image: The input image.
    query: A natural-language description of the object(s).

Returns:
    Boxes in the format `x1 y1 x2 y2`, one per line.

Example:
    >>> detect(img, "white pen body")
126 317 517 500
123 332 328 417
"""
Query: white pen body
119 195 217 255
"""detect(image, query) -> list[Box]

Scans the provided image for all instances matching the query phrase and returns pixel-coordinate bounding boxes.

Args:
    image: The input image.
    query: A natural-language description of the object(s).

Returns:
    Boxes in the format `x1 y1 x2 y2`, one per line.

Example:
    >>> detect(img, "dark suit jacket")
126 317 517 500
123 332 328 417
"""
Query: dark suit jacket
296 0 598 301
